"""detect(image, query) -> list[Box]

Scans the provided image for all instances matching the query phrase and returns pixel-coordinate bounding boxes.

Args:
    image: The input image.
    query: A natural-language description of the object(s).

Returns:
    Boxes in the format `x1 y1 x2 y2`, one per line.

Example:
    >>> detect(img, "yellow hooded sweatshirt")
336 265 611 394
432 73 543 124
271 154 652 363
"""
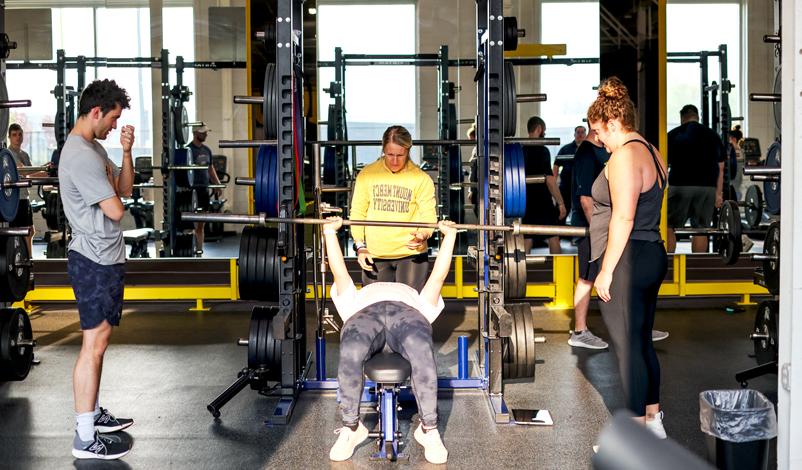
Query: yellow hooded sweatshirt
350 157 436 259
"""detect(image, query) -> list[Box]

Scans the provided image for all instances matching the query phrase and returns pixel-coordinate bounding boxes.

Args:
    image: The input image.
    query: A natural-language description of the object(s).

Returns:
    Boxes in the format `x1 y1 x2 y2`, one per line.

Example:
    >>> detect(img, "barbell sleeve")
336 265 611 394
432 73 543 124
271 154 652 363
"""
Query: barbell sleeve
182 213 265 224
750 332 770 340
0 100 32 109
516 93 547 103
749 93 781 102
209 184 226 189
450 175 546 190
751 254 778 261
24 177 60 186
183 121 204 128
0 226 34 237
526 255 547 264
673 228 727 236
219 140 278 148
235 177 256 186
764 34 781 43
749 175 779 182
167 165 210 170
0 180 33 189
320 186 351 193
743 167 781 176
237 338 249 346
17 165 51 173
233 96 265 105
15 338 36 347
133 184 164 188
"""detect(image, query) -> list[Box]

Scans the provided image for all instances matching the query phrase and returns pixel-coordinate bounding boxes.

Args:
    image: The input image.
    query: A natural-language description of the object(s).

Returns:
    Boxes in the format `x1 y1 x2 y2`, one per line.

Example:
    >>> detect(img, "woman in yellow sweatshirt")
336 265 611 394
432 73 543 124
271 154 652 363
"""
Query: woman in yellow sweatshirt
350 125 437 291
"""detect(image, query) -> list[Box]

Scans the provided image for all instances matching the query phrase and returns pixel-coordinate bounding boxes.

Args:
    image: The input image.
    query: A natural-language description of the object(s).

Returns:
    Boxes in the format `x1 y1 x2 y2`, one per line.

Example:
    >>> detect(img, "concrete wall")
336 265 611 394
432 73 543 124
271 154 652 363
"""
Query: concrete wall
745 0 778 149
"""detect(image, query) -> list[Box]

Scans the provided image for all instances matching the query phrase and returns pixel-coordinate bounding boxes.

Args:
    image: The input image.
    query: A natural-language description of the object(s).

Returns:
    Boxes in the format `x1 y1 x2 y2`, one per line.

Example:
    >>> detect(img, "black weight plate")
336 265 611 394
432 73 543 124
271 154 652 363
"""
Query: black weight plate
0 308 34 381
773 66 781 134
255 228 268 296
504 233 526 300
515 305 527 379
0 75 8 142
521 303 536 378
0 236 30 302
173 105 190 147
238 227 257 299
323 146 336 185
763 141 781 215
753 300 779 365
264 63 277 140
503 62 517 137
763 222 780 295
266 237 279 300
717 200 742 265
449 189 463 224
448 145 461 185
744 185 763 229
173 148 193 188
248 306 282 384
0 149 19 222
247 303 260 369
448 103 457 141
503 16 519 51
515 233 527 298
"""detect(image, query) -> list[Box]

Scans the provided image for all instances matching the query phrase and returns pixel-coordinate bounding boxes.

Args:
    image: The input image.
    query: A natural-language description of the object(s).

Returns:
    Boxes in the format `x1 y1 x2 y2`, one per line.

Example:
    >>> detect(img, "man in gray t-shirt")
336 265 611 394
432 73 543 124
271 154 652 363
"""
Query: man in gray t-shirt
59 79 135 461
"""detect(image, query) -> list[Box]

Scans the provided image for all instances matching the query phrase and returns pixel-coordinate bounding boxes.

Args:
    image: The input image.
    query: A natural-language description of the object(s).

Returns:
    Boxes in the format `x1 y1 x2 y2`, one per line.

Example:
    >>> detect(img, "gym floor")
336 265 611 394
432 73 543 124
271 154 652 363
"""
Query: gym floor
0 298 777 469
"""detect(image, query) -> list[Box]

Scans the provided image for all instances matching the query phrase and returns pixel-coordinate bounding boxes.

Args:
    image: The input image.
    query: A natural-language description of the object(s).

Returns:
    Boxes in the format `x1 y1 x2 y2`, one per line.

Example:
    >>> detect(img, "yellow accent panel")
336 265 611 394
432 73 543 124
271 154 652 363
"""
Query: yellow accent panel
505 44 566 58
25 286 236 302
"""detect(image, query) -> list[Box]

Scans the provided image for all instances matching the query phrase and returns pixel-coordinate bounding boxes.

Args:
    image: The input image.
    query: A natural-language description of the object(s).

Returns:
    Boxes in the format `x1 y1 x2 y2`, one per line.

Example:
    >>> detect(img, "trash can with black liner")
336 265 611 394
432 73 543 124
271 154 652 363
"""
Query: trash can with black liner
700 389 777 470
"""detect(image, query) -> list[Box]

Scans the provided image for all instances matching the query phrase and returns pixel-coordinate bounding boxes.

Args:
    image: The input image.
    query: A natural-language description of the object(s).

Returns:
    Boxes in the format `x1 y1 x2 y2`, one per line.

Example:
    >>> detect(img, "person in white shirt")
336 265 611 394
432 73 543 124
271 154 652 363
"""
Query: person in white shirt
324 217 457 465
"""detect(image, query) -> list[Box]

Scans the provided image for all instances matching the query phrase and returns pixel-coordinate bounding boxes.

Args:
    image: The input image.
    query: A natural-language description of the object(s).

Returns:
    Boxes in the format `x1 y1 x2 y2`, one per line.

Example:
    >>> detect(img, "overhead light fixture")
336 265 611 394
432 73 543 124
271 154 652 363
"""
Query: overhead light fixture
308 8 317 15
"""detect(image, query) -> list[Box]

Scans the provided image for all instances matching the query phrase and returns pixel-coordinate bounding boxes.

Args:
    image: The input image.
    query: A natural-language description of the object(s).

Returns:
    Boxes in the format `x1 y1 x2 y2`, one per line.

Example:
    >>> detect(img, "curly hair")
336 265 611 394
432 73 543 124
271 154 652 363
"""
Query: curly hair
587 77 636 131
78 79 131 117
381 125 413 154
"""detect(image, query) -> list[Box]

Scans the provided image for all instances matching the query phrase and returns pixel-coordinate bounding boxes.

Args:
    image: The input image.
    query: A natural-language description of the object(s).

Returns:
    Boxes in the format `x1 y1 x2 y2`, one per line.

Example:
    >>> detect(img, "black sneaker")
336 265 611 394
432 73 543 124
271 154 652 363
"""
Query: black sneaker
72 431 130 460
94 407 134 433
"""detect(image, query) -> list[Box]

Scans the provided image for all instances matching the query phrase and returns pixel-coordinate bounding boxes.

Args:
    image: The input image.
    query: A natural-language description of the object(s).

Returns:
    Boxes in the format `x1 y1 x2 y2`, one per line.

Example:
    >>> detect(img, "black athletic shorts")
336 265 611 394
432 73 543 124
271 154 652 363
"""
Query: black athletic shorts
10 199 33 228
67 250 126 330
194 189 211 213
577 237 599 282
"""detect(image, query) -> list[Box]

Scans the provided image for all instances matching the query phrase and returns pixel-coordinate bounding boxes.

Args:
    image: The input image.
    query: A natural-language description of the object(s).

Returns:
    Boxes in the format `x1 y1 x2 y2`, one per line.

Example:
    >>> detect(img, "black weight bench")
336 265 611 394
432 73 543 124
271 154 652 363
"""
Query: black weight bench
124 228 153 258
364 348 411 461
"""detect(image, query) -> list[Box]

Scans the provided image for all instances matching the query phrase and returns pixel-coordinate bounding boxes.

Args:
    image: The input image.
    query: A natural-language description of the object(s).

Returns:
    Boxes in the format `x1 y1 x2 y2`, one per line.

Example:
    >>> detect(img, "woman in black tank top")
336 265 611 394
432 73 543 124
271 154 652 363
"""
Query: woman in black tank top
586 77 670 439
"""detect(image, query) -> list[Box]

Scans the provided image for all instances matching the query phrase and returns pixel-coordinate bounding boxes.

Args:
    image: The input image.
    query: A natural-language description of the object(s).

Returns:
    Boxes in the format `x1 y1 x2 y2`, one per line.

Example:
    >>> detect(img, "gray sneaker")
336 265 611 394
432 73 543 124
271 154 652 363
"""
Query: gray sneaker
652 330 669 342
568 330 609 349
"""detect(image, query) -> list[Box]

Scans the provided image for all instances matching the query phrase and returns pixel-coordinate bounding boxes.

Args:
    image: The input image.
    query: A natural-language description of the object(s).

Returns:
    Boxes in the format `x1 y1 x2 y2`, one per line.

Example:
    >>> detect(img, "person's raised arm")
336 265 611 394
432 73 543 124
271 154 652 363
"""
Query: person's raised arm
594 148 641 302
115 125 135 197
420 221 458 306
323 217 351 289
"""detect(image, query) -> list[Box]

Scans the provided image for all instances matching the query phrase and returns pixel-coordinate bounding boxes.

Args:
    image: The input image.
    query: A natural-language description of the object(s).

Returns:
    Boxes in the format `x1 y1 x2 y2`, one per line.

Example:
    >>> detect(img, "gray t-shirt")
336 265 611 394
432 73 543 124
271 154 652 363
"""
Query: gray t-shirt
58 134 125 265
8 147 32 199
188 142 213 187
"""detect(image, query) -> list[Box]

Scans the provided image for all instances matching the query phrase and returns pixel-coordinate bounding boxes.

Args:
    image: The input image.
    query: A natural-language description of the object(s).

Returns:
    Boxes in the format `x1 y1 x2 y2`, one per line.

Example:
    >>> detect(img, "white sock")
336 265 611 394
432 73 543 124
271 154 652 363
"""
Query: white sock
76 412 95 442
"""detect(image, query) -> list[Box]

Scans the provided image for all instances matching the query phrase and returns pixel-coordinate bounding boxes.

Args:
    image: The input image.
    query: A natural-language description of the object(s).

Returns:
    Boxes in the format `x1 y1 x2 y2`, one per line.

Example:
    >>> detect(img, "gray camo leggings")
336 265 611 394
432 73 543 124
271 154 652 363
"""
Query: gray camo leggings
337 301 438 428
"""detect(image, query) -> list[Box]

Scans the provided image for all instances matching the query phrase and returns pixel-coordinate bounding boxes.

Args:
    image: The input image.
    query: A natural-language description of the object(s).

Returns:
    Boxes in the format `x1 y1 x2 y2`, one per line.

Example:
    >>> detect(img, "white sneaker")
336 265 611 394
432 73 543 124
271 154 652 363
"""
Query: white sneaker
742 235 754 252
414 423 448 464
645 411 667 439
329 422 369 461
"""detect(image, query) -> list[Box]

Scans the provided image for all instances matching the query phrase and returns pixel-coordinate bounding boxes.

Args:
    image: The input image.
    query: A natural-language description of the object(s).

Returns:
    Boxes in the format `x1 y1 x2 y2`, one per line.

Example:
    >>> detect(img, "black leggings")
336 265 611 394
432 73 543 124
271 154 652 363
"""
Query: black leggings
598 240 667 415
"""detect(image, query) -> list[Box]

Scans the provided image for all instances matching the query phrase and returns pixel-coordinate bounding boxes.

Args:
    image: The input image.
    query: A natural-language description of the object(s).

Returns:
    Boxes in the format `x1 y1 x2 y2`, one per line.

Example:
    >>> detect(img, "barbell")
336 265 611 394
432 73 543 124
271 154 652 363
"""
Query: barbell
180 212 589 237
0 74 33 142
218 137 560 148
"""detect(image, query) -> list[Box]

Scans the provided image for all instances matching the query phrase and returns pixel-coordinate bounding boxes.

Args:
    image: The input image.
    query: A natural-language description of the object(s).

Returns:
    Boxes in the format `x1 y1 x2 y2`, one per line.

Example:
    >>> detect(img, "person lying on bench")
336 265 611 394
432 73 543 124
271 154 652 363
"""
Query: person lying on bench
324 217 457 464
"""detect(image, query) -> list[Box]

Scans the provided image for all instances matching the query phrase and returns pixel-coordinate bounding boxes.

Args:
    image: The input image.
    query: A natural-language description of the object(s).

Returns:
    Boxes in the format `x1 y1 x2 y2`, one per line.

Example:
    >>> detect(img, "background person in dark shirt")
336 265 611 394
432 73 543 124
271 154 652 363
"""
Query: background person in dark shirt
552 125 586 222
188 125 222 254
666 104 725 253
567 128 609 349
522 116 566 254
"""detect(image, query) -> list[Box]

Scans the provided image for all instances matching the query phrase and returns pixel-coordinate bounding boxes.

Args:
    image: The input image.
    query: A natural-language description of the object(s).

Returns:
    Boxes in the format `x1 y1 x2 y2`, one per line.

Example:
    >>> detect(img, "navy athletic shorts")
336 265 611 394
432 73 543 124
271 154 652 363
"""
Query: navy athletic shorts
67 250 126 330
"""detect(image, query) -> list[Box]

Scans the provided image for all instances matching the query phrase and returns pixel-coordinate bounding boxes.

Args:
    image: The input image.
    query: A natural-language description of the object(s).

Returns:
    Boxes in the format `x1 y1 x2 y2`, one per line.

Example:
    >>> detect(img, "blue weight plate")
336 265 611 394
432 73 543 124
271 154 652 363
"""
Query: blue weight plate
254 145 268 213
265 145 279 217
514 143 526 216
511 143 522 217
508 143 520 217
0 149 19 222
504 144 514 216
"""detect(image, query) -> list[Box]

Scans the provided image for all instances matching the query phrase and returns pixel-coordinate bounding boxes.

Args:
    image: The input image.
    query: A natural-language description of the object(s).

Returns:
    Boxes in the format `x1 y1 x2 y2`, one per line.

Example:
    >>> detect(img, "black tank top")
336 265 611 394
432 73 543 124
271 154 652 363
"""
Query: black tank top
589 139 666 262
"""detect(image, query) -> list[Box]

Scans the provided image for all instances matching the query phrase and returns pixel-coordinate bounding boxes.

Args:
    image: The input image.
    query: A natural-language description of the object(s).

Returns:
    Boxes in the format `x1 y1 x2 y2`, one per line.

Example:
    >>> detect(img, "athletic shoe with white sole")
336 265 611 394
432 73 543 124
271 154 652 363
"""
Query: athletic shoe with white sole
94 407 134 433
651 330 669 342
413 423 448 464
645 411 667 439
329 422 369 461
568 330 609 349
72 431 130 460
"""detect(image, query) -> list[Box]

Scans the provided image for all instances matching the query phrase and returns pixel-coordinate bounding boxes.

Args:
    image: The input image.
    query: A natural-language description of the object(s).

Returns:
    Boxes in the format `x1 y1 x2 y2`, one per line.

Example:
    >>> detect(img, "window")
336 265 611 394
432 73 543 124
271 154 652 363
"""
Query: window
6 7 194 165
316 3 416 165
667 3 741 131
540 1 601 158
